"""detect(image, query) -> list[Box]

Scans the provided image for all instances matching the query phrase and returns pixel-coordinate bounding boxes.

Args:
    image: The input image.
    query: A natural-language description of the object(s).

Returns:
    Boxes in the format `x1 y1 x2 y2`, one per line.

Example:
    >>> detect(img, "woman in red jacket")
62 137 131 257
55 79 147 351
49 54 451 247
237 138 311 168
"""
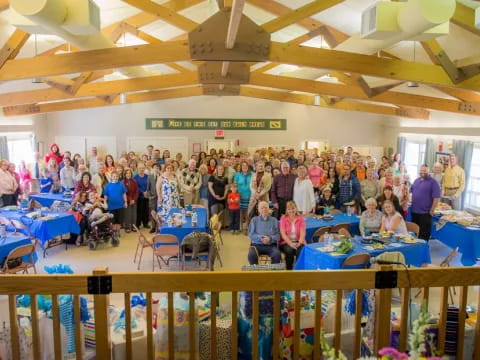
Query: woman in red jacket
122 168 139 233
44 143 64 165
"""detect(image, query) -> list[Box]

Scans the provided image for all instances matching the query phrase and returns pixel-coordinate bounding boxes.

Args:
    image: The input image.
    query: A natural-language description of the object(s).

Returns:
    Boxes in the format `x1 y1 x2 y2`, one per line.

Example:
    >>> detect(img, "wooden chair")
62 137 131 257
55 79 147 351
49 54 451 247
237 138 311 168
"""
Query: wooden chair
1 243 37 274
153 234 180 271
209 215 223 267
341 253 371 269
337 228 351 238
132 225 154 270
249 242 280 265
310 226 331 243
329 209 342 215
331 223 351 234
406 222 420 237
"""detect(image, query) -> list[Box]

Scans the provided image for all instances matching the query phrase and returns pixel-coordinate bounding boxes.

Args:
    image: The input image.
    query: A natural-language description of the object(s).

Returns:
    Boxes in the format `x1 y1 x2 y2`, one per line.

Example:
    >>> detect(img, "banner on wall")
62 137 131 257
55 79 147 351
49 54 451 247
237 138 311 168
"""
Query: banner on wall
146 118 287 130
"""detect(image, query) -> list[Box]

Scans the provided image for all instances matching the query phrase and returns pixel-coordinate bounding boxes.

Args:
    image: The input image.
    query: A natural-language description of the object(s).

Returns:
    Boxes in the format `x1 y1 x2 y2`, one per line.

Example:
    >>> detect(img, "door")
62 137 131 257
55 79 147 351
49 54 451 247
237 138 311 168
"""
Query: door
205 139 234 153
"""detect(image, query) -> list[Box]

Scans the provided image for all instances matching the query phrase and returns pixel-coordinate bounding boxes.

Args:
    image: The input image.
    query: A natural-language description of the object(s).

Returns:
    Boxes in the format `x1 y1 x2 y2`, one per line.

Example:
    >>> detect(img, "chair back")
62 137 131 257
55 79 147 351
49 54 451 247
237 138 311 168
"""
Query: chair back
151 210 162 232
133 225 152 247
376 251 406 265
329 209 342 215
440 247 459 267
6 244 35 259
153 234 179 245
210 215 222 235
406 222 420 237
331 223 350 234
342 253 371 269
337 228 351 238
311 226 331 243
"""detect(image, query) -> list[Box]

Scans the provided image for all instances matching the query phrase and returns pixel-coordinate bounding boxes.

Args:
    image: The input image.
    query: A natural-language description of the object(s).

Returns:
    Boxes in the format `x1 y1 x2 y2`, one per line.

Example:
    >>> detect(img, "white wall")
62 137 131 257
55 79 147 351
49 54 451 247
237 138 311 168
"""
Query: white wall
44 96 390 155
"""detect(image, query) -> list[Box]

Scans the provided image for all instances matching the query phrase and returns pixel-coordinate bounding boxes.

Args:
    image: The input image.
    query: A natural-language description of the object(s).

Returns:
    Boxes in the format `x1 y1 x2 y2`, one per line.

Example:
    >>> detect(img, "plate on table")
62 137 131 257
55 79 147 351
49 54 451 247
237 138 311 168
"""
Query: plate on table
401 238 417 244
389 243 402 248
322 215 334 221
317 245 335 253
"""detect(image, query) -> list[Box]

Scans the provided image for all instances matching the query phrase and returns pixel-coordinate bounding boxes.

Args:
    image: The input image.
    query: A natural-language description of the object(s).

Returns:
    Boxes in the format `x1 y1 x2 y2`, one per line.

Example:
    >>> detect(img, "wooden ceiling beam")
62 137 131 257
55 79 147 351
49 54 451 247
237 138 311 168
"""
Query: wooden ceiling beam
239 86 428 120
267 42 480 91
249 72 478 116
120 0 198 31
451 2 480 37
0 72 198 106
432 86 480 103
0 30 30 69
0 41 190 81
0 0 8 11
2 86 204 116
261 0 345 34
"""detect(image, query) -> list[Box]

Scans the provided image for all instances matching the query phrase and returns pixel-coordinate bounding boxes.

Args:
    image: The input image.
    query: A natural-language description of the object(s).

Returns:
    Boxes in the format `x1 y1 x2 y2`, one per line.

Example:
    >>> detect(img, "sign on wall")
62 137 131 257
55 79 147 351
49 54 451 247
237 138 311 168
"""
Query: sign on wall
146 118 286 130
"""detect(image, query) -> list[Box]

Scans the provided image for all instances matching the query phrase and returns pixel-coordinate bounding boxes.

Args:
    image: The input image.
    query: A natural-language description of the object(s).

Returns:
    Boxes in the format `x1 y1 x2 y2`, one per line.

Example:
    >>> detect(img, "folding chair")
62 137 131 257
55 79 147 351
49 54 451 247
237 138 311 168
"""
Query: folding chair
310 226 331 243
153 234 179 271
132 225 154 270
406 222 420 237
209 215 223 267
341 253 371 269
1 243 37 274
331 223 351 234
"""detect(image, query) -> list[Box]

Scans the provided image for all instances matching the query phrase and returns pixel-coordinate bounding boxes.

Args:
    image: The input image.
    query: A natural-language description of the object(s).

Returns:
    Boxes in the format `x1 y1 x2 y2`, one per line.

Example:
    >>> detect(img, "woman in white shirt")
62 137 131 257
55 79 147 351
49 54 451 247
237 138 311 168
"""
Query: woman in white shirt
380 200 408 235
59 157 75 190
293 165 315 214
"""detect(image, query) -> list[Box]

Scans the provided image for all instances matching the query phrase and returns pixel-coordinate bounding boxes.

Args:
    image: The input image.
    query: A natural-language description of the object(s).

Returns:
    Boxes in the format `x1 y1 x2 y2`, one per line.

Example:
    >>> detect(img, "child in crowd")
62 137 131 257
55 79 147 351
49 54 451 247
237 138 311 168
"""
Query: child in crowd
103 171 127 245
40 168 53 193
227 183 241 234
83 192 113 228
50 173 64 193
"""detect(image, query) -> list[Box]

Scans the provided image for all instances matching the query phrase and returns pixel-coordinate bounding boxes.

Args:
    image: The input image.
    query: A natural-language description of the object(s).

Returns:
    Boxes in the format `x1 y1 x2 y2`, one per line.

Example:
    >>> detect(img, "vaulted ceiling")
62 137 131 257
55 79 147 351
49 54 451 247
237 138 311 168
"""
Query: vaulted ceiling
0 0 479 120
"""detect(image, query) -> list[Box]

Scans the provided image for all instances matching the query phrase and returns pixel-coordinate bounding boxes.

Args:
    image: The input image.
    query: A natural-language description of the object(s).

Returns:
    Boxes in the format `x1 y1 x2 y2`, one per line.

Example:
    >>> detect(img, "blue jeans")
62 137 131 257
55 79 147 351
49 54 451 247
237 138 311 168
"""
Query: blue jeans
248 244 281 264
229 209 240 230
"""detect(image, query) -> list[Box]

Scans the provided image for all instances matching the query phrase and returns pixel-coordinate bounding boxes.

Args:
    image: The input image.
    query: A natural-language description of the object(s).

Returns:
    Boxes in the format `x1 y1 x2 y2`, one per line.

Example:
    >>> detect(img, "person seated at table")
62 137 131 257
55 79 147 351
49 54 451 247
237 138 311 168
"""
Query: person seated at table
359 198 383 236
39 168 53 193
376 185 403 214
71 191 89 246
380 200 408 235
315 186 336 215
279 201 306 270
50 173 64 194
74 172 96 196
248 201 281 265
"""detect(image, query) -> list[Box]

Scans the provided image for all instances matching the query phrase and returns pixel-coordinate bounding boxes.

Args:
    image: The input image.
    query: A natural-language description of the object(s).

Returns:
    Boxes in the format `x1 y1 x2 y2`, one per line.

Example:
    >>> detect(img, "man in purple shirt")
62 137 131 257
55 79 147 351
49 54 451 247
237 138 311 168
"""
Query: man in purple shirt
411 164 441 240
271 162 296 219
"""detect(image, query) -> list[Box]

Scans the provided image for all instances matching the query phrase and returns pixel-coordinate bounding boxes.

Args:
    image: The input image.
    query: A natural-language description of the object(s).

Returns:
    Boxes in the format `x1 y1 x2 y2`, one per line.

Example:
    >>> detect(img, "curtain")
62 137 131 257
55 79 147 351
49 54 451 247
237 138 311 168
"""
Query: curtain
0 136 9 161
396 136 407 163
455 140 474 209
424 138 436 169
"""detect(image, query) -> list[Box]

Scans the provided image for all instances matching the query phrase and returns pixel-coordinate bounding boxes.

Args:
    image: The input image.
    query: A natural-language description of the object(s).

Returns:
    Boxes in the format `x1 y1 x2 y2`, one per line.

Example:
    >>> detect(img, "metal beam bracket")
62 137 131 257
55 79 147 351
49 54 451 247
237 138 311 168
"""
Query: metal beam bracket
436 50 466 84
203 84 240 96
375 271 398 289
87 275 113 295
188 8 270 61
459 102 480 114
198 62 249 84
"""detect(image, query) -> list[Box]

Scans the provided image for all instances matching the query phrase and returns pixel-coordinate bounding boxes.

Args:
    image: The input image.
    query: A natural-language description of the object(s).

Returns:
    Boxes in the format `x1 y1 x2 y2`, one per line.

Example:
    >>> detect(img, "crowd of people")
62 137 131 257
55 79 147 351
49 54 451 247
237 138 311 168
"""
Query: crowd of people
0 142 466 268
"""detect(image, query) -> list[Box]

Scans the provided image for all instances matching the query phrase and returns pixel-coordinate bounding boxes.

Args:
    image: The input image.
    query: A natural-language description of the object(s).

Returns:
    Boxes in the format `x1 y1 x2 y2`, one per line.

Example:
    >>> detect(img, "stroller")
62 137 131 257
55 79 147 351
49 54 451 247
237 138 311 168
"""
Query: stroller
86 211 117 250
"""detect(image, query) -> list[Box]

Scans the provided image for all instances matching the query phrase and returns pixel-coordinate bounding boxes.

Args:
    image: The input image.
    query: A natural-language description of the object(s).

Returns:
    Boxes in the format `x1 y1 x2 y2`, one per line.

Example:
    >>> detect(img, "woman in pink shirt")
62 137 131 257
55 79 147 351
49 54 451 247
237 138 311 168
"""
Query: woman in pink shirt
308 158 323 190
279 201 307 270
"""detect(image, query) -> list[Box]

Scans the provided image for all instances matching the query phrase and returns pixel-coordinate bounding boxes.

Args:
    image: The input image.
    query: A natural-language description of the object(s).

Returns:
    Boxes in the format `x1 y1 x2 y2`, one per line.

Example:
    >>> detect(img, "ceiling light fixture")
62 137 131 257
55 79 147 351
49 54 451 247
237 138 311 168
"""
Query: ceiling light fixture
408 41 419 88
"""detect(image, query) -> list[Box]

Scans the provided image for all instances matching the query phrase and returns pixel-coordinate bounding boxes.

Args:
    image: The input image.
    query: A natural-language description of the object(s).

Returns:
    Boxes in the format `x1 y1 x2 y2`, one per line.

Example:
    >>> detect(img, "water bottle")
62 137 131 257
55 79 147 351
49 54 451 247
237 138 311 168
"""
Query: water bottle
347 206 352 217
192 212 198 227
167 216 173 227
325 232 331 246
181 208 186 224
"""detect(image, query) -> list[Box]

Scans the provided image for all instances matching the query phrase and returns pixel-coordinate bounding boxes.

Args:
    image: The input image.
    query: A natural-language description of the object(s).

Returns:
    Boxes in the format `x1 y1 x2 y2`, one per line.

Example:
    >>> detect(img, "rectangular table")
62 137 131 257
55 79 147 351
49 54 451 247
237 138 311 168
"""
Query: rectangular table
431 216 480 266
305 214 360 243
160 208 208 243
0 210 80 247
294 239 431 270
29 193 73 207
0 233 38 266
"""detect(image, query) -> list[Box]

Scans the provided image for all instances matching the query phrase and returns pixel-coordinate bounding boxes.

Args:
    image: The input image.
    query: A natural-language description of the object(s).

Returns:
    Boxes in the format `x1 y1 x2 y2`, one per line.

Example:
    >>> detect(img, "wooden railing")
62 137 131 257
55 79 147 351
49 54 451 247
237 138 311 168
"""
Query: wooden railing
1 266 480 359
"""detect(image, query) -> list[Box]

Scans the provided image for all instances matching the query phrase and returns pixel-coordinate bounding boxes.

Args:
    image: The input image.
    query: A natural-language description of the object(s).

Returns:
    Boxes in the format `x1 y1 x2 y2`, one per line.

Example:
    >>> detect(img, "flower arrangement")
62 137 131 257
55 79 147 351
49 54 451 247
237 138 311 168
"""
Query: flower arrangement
320 302 442 359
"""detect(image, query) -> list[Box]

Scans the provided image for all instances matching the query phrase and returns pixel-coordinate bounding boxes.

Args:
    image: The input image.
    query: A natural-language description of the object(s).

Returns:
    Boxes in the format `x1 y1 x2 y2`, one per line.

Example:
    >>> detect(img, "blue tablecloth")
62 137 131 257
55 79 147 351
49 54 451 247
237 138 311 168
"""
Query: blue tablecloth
0 210 80 247
305 214 360 243
431 216 480 266
0 233 38 265
160 208 208 243
294 239 431 270
29 193 73 207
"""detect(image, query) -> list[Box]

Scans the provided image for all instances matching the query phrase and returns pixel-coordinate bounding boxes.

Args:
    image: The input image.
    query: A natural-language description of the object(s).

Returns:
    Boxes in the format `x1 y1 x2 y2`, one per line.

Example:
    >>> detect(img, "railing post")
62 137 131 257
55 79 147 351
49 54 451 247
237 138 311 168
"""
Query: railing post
374 265 395 353
90 267 112 360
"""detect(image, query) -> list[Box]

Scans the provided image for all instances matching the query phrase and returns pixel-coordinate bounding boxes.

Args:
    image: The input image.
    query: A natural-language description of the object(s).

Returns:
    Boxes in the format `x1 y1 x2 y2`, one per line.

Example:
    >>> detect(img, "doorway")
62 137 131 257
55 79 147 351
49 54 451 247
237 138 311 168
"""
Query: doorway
205 139 235 153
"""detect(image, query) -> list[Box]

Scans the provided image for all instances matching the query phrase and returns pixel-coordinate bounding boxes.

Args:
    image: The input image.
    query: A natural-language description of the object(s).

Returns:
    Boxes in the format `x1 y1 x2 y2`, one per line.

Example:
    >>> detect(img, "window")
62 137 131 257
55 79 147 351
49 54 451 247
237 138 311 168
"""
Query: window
404 141 426 178
8 137 33 166
465 146 480 211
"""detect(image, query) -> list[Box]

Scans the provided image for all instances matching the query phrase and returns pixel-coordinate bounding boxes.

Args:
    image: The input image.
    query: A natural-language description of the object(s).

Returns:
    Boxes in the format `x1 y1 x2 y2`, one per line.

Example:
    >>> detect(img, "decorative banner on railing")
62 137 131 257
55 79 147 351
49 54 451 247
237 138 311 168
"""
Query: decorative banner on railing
146 118 286 130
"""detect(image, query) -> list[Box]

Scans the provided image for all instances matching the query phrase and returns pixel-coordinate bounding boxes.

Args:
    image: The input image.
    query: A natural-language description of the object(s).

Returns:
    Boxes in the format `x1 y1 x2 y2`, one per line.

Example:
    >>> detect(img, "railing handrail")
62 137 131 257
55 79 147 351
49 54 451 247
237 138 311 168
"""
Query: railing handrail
1 266 480 294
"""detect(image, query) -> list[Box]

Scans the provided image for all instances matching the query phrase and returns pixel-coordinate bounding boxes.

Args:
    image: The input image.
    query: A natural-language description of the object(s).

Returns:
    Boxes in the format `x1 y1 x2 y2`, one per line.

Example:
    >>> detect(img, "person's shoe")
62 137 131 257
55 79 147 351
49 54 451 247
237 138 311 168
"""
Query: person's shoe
125 228 131 234
75 237 82 247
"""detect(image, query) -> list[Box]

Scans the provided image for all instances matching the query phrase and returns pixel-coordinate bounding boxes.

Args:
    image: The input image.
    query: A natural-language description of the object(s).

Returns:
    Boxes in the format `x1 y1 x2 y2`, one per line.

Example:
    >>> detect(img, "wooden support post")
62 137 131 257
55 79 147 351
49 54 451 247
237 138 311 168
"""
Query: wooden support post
92 267 111 360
